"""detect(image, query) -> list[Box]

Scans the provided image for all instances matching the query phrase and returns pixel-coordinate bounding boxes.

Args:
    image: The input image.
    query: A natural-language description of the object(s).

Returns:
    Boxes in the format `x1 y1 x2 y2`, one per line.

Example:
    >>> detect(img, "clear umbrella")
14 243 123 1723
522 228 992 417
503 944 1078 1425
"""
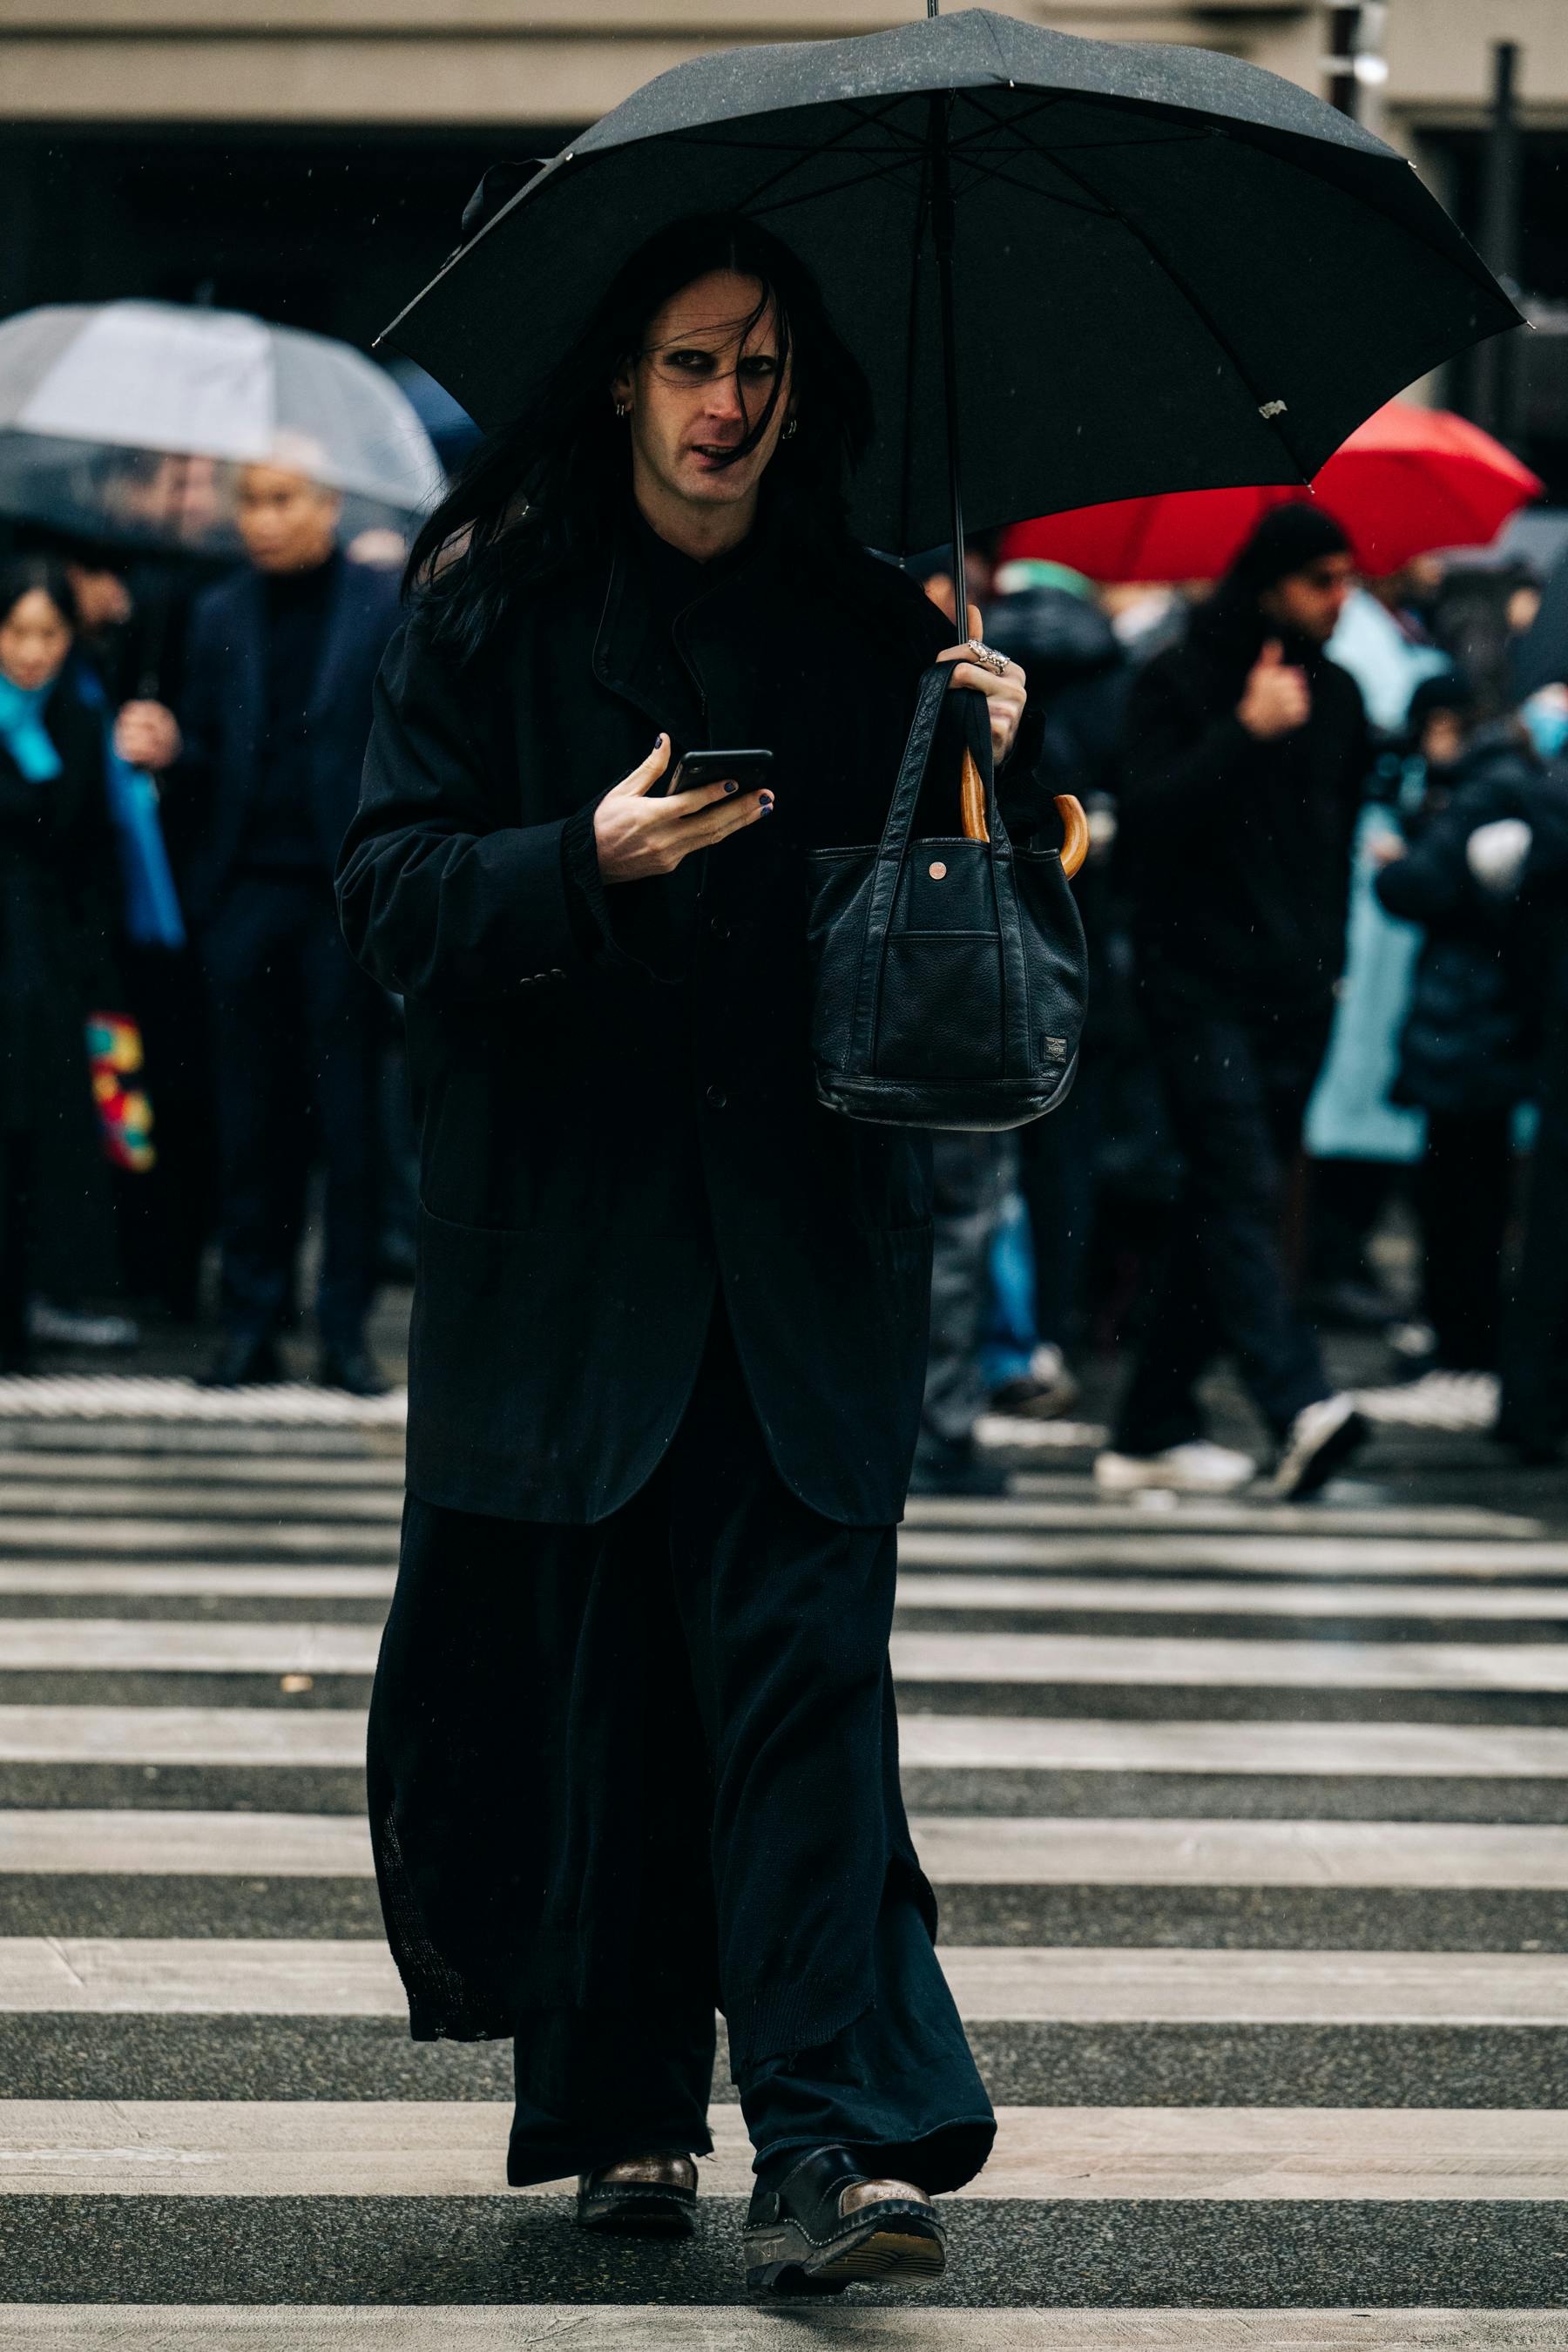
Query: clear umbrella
0 300 443 552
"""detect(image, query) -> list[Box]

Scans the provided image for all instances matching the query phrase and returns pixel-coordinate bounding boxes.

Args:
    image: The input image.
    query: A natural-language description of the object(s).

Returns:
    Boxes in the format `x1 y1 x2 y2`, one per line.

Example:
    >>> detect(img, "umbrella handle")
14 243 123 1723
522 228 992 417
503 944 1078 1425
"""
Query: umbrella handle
1056 794 1089 879
959 758 1090 882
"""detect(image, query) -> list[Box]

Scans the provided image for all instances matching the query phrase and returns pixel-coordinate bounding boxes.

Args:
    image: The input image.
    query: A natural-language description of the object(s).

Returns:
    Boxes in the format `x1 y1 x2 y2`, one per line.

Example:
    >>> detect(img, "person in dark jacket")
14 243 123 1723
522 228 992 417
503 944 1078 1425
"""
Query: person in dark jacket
988 558 1130 1405
127 457 401 1390
1497 770 1568 1457
0 558 125 1369
1098 505 1371 1497
1375 722 1568 1373
337 215 1041 2292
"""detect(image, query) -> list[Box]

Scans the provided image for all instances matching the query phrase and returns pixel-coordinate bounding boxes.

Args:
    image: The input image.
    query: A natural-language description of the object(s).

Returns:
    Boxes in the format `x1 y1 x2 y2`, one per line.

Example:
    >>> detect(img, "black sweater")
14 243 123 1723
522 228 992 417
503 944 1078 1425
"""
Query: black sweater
1118 598 1368 1017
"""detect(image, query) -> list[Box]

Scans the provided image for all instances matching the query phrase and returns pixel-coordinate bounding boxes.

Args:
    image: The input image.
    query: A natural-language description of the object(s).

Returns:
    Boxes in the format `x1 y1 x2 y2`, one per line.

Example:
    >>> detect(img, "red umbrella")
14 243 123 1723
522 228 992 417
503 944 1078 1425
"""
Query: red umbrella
999 402 1543 583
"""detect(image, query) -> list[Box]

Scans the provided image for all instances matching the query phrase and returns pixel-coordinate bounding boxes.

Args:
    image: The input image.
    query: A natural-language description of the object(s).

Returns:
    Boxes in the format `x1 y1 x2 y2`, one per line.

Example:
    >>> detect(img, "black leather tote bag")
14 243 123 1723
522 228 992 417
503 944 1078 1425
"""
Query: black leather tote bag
804 666 1088 1132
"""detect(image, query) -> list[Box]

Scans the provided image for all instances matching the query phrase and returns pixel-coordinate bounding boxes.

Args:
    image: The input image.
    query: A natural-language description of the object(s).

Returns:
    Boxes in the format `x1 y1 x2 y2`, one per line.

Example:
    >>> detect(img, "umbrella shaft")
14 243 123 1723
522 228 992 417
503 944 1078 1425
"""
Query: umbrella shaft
929 96 967 636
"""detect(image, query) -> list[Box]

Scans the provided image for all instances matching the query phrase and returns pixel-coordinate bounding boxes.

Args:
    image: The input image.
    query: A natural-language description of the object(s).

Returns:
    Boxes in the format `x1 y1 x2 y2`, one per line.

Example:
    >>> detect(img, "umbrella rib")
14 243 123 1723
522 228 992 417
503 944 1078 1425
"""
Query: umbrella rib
896 136 934 558
741 150 930 224
1024 137 1315 482
948 154 1116 221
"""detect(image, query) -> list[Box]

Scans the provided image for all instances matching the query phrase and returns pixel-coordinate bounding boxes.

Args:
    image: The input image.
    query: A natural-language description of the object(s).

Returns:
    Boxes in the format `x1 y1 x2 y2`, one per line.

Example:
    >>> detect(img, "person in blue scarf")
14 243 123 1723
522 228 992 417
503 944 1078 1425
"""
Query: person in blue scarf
0 556 126 1369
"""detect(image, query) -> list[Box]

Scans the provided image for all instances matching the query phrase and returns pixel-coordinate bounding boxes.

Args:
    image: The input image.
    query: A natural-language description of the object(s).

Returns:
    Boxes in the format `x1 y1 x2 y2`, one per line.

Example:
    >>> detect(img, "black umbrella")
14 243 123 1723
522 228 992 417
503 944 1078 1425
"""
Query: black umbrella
381 2 1517 613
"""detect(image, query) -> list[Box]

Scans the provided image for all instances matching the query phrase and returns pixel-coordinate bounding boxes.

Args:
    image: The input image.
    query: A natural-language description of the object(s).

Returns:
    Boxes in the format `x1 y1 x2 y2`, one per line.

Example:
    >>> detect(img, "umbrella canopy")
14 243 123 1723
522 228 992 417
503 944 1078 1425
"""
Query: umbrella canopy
381 6 1516 560
999 402 1544 583
0 301 443 552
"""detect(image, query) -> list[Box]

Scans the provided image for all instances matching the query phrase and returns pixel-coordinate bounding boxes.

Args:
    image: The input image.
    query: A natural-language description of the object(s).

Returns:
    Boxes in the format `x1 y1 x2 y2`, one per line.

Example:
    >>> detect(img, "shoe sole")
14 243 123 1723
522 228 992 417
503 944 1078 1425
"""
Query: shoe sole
745 2213 946 2294
576 2188 695 2238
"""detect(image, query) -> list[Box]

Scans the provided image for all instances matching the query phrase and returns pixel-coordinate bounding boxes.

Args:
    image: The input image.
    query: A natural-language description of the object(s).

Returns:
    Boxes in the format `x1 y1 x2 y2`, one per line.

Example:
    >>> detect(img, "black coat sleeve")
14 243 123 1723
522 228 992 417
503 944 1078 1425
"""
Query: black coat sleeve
336 614 610 1006
1118 652 1263 843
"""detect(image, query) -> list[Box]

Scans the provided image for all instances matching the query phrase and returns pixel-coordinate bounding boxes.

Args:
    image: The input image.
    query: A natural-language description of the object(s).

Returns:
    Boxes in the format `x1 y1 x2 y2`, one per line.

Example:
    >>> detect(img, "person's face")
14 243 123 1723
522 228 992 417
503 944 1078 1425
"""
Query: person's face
65 563 132 632
612 269 793 524
1259 552 1355 646
1420 708 1466 769
235 465 341 573
0 588 72 693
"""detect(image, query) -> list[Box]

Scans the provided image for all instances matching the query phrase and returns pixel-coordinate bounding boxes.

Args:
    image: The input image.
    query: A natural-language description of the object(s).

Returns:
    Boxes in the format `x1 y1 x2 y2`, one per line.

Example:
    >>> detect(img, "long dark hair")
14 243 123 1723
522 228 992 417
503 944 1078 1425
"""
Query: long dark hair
0 553 76 637
407 213 873 658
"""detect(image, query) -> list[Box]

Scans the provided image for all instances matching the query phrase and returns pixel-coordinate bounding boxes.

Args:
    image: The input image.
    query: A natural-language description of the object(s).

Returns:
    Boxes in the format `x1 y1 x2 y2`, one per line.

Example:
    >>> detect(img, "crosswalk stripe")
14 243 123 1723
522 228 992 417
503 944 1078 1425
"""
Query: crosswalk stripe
0 1453 403 1486
9 1705 1568 1775
9 1620 1566 1691
896 1573 1568 1619
6 2312 1562 2350
10 1809 1568 1889
891 1632 1568 1691
0 1484 403 1519
897 1715 1568 1774
6 1562 1564 1612
0 1706 367 1764
0 2099 1561 2200
0 1522 395 1558
0 1565 396 1598
0 1939 1560 2023
899 1531 1568 1577
905 1496 1546 1537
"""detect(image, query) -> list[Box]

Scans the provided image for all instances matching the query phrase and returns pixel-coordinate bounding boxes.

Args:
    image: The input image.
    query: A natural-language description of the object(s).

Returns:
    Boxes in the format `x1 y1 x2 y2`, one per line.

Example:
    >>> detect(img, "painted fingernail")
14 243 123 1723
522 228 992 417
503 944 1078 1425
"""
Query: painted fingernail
724 779 739 794
760 794 774 812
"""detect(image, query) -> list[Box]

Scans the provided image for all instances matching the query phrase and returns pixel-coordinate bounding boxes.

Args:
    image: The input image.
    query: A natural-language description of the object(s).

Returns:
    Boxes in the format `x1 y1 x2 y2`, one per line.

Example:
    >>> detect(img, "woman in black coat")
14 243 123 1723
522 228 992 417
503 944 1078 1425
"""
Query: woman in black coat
0 557 124 1369
337 216 1040 2291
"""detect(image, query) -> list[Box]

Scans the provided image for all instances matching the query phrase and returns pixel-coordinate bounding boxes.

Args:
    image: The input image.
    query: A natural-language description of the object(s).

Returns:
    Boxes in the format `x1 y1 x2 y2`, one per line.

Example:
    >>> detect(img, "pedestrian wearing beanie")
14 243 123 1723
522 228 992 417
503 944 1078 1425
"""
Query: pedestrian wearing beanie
1098 505 1371 1499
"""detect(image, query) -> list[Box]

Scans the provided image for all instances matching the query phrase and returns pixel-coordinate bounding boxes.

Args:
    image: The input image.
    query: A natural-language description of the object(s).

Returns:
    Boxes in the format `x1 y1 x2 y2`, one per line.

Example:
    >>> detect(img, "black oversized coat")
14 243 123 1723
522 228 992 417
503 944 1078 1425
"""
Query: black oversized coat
0 679 123 1297
338 515 1043 1525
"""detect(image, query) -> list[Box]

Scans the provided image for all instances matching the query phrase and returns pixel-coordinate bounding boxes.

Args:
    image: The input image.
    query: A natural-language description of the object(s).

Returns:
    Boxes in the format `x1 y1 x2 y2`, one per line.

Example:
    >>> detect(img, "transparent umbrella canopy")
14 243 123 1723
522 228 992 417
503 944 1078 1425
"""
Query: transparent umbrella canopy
0 301 444 553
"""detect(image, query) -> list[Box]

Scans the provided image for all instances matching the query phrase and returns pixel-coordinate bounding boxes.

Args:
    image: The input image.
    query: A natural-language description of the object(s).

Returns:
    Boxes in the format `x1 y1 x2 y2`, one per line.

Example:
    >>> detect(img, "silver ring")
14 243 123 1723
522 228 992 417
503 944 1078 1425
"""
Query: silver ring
967 639 1009 676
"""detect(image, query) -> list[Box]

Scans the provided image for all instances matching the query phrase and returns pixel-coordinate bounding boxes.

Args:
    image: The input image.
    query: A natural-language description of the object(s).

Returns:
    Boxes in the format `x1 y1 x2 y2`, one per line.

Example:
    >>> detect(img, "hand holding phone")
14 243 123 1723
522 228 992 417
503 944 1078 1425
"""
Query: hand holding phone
593 734 775 885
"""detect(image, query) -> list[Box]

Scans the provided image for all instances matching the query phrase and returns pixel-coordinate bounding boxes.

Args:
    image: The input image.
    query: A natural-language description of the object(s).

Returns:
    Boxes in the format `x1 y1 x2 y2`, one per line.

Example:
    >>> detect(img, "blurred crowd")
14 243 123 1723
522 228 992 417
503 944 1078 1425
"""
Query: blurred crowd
914 507 1568 1494
3 428 1568 1486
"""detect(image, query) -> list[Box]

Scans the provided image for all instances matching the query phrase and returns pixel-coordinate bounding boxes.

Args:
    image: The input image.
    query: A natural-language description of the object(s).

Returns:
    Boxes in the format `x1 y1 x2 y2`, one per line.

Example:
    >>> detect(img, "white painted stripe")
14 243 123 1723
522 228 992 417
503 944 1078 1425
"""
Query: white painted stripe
945 1947 1568 2024
0 1565 396 1598
0 1811 373 1876
0 1705 366 1765
6 2314 1563 2352
905 1815 1568 1889
10 1620 1566 1691
0 2101 1562 2203
904 1496 1544 1537
7 1705 1568 1777
0 1375 406 1425
896 1572 1568 1620
0 1484 402 1518
898 1531 1568 1577
10 1810 1568 1892
897 1714 1568 1776
890 1632 1568 1692
0 1620 382 1673
0 1940 1560 2024
0 1453 403 1486
0 1523 395 1557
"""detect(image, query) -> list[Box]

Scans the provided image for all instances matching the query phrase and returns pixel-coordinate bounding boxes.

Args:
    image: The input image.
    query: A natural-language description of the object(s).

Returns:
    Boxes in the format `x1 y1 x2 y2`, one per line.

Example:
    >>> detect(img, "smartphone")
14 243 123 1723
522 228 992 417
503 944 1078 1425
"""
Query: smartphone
666 747 774 797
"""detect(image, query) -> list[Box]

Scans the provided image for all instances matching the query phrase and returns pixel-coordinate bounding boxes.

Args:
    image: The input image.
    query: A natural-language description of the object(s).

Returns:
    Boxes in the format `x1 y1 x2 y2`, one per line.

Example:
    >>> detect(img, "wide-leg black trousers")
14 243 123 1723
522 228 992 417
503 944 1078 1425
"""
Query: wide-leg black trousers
368 1311 993 2192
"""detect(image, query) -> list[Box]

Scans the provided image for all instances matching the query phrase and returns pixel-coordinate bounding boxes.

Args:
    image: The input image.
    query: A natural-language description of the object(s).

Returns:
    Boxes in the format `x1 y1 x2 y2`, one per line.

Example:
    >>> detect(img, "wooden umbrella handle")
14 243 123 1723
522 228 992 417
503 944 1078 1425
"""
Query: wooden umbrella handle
959 756 1090 884
1056 794 1090 879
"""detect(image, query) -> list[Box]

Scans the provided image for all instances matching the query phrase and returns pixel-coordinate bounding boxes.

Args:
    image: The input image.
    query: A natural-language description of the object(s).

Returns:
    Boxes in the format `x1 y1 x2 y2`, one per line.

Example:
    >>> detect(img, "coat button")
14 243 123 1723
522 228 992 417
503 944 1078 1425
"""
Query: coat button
705 1084 727 1112
549 967 565 982
706 916 729 940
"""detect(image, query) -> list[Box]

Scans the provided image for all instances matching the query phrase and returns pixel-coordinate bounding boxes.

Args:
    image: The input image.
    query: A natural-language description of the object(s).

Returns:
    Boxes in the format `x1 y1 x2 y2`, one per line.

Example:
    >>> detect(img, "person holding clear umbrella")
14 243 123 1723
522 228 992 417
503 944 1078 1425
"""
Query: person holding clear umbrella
130 445 400 1391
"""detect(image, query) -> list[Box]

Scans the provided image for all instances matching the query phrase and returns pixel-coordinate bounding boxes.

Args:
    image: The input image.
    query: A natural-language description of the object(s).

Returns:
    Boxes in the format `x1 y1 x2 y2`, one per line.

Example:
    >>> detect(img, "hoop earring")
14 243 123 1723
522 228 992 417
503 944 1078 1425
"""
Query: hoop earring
781 416 798 441
613 400 630 418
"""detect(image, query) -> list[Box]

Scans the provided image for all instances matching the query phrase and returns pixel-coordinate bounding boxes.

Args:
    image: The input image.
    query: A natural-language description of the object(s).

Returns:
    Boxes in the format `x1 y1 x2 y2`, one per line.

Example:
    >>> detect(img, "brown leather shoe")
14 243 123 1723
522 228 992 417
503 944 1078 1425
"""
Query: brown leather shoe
575 2152 699 2236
